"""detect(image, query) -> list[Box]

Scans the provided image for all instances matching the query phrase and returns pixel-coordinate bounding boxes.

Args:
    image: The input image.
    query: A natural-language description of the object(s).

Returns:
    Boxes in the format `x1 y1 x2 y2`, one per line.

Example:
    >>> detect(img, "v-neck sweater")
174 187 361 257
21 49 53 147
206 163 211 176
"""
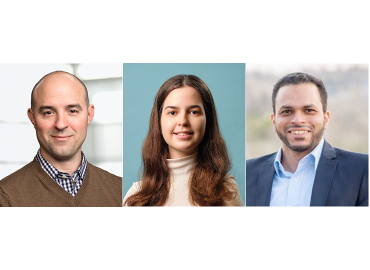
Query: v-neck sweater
0 158 122 207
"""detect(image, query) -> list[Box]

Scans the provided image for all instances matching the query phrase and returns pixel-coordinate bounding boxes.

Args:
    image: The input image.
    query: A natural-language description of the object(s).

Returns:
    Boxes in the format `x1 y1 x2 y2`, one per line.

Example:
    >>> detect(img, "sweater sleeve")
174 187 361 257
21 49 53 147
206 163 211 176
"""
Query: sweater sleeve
223 174 244 206
122 182 141 206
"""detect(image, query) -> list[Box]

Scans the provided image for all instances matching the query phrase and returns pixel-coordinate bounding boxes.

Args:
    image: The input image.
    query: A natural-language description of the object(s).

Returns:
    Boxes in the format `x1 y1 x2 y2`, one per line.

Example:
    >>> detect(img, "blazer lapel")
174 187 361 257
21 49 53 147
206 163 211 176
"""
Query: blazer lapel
310 141 338 206
256 154 276 206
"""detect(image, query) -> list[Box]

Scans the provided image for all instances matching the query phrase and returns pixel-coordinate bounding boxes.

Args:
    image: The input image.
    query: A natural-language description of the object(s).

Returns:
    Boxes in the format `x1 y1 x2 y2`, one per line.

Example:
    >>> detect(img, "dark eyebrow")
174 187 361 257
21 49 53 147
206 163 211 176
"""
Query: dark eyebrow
163 105 202 111
278 106 293 111
187 105 202 110
163 105 178 110
67 104 83 110
280 104 317 110
38 104 83 113
303 104 318 109
279 104 318 111
38 105 56 113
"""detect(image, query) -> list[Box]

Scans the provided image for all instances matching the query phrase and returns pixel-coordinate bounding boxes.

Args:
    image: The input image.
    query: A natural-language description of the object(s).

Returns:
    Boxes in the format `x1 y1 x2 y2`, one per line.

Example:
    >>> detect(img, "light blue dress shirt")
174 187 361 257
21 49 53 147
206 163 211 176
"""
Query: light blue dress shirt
270 138 325 206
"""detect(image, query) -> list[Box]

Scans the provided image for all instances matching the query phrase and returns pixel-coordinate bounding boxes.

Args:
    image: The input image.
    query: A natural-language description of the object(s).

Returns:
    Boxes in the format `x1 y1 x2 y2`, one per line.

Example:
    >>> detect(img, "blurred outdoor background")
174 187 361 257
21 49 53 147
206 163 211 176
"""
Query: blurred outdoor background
0 64 123 180
245 64 368 159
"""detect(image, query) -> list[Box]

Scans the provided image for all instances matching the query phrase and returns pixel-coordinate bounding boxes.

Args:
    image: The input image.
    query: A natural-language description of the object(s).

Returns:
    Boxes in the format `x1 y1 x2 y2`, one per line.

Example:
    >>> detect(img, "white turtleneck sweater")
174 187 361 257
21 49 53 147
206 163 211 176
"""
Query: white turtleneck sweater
123 153 244 206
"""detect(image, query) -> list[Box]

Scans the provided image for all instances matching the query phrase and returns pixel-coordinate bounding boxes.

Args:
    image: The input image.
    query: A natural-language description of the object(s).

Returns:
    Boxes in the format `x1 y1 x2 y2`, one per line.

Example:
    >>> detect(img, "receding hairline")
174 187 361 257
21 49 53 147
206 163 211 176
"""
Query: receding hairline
31 70 89 111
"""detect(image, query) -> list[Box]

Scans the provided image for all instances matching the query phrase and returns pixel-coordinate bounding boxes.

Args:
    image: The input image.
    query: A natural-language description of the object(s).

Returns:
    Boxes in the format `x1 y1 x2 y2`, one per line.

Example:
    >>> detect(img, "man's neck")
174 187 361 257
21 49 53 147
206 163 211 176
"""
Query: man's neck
280 146 314 173
40 149 82 176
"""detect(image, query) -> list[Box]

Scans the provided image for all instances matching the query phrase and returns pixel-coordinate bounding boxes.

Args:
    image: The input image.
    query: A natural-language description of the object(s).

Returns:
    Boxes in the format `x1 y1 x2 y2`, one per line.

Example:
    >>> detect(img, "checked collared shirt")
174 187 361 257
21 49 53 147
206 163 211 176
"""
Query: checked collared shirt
35 149 87 197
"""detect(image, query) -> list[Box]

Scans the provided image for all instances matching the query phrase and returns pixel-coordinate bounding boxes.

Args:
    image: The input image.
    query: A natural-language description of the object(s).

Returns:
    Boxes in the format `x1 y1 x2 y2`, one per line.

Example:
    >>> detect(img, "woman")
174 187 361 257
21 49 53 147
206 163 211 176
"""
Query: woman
123 75 243 206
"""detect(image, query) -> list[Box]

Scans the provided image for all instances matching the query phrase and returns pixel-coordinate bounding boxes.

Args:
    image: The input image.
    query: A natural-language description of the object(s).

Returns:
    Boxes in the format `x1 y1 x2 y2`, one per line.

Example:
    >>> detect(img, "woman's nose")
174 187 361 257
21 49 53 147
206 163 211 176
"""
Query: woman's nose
177 112 189 126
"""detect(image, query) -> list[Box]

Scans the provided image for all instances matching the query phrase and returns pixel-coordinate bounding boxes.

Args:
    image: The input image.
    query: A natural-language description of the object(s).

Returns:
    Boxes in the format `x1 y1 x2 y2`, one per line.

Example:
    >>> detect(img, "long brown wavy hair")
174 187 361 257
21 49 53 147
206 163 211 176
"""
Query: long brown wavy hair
125 75 236 206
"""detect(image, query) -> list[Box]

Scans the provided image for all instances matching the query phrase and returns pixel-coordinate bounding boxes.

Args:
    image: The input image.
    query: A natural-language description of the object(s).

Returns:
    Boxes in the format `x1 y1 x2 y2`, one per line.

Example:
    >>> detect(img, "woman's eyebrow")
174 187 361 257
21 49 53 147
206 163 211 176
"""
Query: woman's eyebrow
187 105 202 109
163 105 178 110
163 105 202 110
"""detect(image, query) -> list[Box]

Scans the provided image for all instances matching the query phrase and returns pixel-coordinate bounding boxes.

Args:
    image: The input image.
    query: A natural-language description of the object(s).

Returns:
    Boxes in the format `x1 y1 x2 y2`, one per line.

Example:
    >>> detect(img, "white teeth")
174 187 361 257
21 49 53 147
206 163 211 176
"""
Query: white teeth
178 133 187 135
291 130 308 135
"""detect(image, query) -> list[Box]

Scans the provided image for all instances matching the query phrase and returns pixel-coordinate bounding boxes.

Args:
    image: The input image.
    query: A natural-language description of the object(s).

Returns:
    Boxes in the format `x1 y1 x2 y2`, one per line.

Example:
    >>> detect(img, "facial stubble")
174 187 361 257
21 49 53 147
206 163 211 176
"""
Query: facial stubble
275 125 325 153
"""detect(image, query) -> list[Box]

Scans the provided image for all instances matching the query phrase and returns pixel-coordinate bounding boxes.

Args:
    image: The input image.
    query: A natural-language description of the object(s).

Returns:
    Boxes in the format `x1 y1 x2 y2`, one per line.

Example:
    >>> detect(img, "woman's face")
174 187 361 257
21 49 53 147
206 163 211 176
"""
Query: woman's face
161 86 206 159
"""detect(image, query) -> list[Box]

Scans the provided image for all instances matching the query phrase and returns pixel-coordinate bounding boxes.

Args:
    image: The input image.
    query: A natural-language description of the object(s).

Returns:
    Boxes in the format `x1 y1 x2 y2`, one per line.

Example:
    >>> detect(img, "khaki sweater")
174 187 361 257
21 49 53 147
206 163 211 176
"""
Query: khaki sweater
0 158 122 207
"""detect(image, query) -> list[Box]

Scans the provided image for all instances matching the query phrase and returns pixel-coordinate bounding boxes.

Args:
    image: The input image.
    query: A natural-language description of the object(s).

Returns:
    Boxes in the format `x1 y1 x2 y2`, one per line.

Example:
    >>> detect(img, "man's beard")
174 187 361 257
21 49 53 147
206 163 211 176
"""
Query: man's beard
275 125 325 153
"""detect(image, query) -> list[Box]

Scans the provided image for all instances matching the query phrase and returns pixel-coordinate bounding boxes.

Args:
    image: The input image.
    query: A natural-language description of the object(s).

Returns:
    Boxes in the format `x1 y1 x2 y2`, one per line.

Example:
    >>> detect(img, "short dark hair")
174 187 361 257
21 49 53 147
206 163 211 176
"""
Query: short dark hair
31 70 89 111
272 72 328 114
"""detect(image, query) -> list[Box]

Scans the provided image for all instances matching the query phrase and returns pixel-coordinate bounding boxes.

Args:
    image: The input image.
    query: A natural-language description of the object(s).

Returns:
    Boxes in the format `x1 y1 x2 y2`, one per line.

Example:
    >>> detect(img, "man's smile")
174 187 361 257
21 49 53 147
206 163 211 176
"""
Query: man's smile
51 135 72 141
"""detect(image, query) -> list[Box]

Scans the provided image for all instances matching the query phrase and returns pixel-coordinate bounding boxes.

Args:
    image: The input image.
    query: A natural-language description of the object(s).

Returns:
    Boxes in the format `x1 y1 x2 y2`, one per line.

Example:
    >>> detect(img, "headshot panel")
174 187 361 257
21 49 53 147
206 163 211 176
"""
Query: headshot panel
122 63 245 206
0 64 123 206
245 64 368 206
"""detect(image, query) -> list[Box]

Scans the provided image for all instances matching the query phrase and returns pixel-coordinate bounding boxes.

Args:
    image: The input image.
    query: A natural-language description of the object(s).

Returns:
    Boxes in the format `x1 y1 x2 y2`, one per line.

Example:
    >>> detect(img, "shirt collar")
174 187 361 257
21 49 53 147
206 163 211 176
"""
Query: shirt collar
274 138 325 177
36 149 87 180
310 138 325 170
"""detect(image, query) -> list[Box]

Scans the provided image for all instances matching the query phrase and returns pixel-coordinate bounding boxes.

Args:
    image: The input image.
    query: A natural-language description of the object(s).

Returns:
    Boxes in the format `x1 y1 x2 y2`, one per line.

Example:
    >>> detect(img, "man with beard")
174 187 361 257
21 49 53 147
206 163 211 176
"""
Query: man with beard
0 71 122 206
245 72 368 206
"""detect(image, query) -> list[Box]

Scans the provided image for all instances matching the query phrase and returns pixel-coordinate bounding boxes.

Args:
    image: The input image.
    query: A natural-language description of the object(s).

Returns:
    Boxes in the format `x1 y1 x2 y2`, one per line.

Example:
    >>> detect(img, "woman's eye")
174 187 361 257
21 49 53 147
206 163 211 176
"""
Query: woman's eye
190 110 199 115
169 111 176 115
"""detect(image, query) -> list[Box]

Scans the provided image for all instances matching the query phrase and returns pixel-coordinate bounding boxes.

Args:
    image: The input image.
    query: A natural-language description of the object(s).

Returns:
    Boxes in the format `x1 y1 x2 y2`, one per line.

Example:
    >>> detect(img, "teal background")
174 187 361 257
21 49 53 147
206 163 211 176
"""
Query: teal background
122 63 245 204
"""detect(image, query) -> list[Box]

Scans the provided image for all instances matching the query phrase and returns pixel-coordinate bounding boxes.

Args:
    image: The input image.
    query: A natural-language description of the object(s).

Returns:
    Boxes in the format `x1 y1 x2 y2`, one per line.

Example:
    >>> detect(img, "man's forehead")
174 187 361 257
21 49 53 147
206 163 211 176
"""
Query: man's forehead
275 83 324 111
276 83 321 101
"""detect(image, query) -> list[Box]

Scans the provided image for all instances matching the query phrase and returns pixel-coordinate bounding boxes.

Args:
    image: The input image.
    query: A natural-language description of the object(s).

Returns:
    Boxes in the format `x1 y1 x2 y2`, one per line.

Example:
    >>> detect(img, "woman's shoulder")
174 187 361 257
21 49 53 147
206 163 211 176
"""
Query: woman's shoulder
123 181 142 206
224 174 238 188
223 174 244 206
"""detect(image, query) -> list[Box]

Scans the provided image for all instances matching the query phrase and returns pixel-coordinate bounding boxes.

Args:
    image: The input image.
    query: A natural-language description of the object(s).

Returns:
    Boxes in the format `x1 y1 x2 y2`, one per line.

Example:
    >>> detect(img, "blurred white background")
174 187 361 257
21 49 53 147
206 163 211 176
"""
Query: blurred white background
0 63 122 179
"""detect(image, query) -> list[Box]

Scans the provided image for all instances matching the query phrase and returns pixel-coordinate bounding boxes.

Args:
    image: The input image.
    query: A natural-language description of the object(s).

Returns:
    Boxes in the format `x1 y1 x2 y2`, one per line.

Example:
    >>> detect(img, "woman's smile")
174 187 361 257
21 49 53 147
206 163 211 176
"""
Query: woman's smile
161 86 206 159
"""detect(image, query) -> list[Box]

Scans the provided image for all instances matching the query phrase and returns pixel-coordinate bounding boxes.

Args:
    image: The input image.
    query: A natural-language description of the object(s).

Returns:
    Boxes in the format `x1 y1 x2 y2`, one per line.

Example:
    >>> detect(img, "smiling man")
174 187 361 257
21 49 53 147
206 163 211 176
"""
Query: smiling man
0 71 122 207
245 72 368 207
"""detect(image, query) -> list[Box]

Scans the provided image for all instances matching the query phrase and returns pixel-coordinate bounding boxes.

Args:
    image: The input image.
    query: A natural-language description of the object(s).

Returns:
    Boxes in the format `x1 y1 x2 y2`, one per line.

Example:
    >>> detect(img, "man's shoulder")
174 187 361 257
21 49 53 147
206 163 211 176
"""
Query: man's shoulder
246 152 277 168
87 162 122 182
0 160 37 188
331 146 368 165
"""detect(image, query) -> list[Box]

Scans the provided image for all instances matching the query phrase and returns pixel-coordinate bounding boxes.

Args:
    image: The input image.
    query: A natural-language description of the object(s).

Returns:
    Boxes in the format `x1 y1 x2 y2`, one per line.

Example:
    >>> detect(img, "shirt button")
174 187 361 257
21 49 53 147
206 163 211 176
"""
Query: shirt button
293 178 298 182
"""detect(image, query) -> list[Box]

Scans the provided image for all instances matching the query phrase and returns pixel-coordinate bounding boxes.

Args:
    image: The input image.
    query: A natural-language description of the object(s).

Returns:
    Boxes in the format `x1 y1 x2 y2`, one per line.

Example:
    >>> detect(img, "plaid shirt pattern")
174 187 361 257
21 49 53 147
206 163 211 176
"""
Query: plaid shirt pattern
35 149 87 197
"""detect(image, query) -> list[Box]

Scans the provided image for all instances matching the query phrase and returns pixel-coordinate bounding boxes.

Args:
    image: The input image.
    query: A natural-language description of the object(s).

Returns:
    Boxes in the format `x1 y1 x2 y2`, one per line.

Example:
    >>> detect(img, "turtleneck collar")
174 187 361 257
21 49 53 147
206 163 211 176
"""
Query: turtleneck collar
166 152 198 176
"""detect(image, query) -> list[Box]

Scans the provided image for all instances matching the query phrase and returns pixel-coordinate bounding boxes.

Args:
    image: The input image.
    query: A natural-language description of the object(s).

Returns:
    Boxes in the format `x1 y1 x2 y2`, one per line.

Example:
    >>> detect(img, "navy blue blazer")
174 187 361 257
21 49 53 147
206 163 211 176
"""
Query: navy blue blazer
245 141 368 206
